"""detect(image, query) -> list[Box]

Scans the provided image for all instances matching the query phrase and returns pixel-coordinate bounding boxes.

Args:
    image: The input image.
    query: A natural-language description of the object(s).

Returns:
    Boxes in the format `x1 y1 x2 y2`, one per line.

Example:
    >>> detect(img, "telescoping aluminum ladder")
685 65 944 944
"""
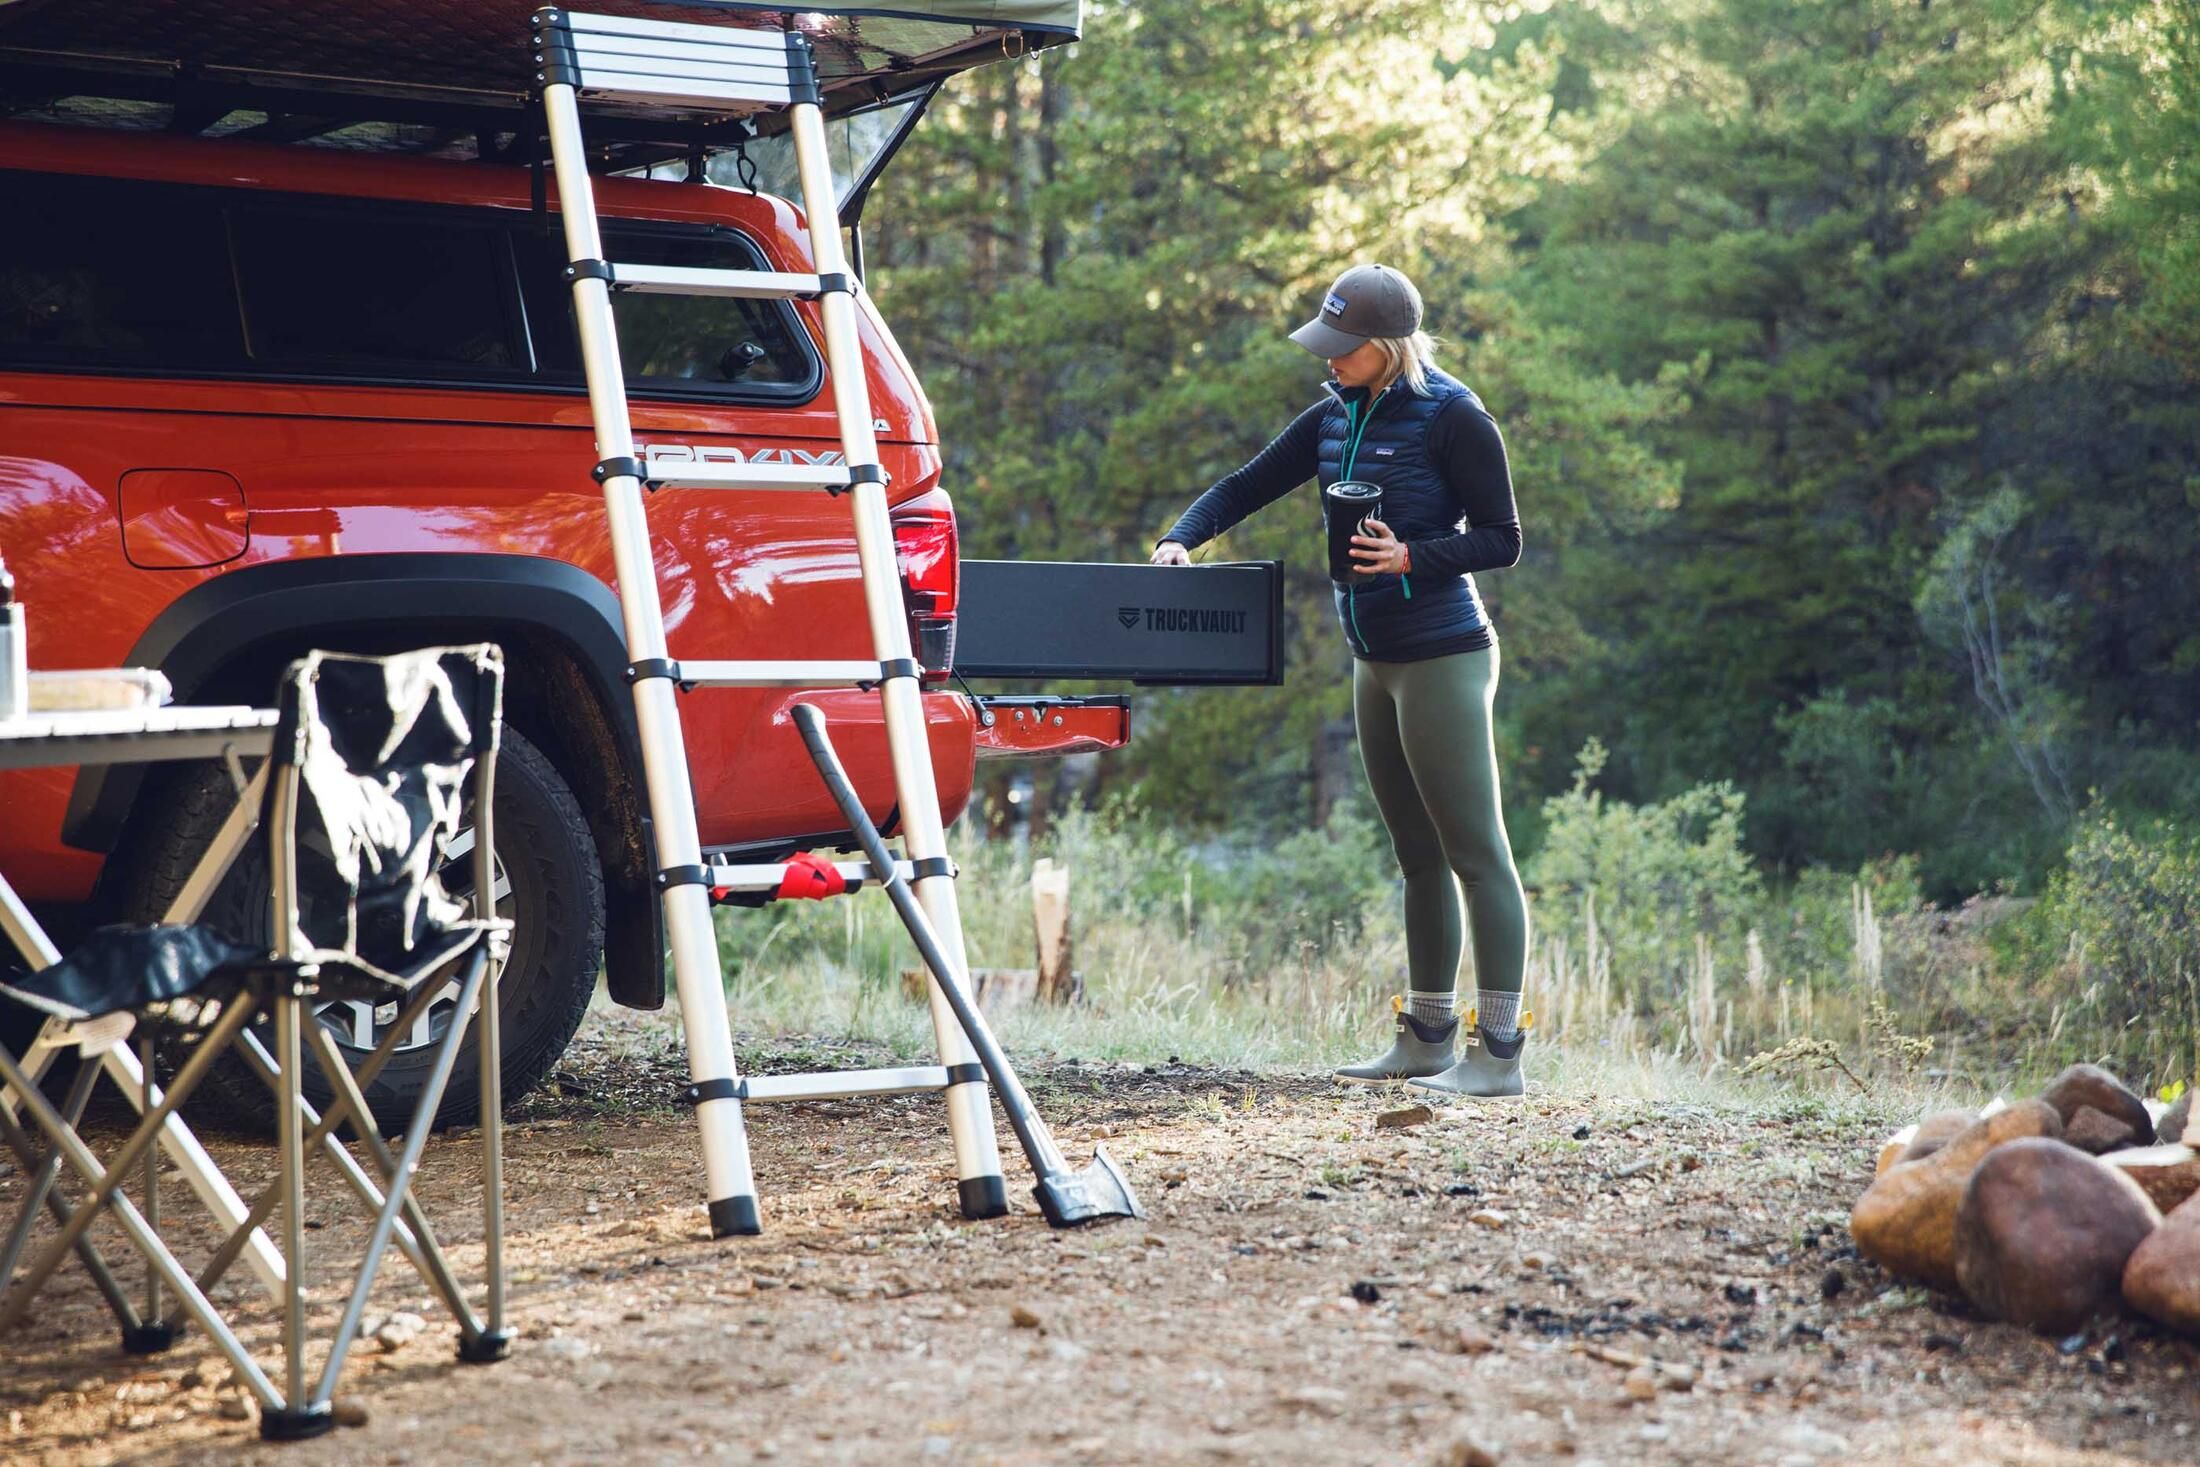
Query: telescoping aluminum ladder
533 8 1130 1238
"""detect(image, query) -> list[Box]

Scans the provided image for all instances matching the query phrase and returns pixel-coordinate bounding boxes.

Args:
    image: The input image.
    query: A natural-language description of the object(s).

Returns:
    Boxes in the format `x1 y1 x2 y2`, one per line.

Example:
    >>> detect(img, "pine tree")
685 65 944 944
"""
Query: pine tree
869 0 1672 829
1512 0 2191 882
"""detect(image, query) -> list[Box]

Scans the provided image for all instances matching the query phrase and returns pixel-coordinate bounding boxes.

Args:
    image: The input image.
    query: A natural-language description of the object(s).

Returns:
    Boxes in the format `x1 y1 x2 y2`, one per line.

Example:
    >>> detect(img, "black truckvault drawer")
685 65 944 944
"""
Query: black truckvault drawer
956 560 1284 686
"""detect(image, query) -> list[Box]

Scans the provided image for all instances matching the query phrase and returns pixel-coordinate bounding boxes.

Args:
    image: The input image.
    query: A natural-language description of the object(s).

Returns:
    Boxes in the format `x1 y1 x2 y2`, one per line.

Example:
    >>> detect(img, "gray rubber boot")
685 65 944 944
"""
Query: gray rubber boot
1334 1002 1458 1085
1408 1022 1527 1100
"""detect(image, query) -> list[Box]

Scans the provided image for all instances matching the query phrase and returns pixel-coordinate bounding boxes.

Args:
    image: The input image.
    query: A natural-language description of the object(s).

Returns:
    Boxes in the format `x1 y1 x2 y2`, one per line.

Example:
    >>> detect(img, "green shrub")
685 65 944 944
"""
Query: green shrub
1234 808 1389 959
2019 812 2200 1088
1526 739 1762 1003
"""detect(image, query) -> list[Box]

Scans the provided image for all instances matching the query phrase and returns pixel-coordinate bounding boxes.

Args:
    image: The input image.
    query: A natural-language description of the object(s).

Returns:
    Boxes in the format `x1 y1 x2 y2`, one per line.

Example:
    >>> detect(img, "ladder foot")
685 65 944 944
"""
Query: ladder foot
707 1194 762 1238
958 1174 1009 1221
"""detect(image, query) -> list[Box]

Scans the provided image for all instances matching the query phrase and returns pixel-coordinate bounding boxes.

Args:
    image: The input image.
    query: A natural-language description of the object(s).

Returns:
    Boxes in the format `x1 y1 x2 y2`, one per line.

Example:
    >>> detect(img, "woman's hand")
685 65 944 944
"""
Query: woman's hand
1151 541 1192 567
1350 518 1411 576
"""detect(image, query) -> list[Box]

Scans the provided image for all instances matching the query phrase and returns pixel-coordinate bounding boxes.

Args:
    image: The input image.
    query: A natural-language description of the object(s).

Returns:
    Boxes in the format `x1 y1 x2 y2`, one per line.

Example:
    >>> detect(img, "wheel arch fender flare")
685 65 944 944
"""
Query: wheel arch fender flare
70 552 667 1009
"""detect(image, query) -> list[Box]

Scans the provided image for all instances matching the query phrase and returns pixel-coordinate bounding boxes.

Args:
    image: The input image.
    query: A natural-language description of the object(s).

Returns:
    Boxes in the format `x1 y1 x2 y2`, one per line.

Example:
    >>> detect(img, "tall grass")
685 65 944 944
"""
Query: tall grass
716 804 1407 1070
707 751 2195 1099
713 823 1930 1099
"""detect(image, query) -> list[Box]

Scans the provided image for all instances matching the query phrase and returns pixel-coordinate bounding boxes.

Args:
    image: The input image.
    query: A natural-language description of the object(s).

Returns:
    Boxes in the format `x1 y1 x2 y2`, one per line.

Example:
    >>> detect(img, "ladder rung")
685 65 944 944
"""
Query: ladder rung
564 19 790 60
572 72 794 109
704 858 911 892
648 462 853 492
564 10 793 55
742 1066 950 1103
607 263 824 300
571 48 793 88
677 660 885 688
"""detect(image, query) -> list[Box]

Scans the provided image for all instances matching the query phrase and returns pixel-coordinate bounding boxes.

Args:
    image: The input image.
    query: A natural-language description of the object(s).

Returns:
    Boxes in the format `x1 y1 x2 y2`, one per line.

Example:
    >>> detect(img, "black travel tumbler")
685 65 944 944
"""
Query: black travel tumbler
1324 481 1384 584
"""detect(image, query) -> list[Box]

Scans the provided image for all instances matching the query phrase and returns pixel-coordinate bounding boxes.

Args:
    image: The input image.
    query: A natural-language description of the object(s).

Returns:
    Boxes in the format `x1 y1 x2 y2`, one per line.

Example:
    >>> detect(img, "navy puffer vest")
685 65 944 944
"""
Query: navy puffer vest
1316 366 1492 660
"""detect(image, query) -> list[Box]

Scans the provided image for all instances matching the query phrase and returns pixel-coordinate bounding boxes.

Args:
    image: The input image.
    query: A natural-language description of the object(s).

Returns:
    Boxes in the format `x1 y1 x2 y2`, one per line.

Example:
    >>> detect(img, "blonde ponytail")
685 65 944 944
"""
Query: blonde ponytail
1370 330 1440 395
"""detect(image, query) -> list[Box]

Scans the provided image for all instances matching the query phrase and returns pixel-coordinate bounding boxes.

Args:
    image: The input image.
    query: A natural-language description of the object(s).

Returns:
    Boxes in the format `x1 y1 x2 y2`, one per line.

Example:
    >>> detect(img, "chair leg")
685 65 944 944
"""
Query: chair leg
312 948 492 1408
263 991 333 1440
466 929 510 1361
91 1039 287 1300
0 1058 98 1289
0 1041 284 1414
467 757 511 1360
0 996 257 1339
131 1033 182 1354
0 1062 145 1336
194 977 447 1295
0 771 284 1309
298 1018 482 1340
222 1028 435 1291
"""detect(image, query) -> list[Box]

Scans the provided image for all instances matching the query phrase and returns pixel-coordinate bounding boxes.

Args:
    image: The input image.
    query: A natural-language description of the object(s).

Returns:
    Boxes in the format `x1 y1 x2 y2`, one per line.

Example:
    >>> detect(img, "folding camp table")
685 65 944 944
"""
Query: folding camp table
0 699 290 1305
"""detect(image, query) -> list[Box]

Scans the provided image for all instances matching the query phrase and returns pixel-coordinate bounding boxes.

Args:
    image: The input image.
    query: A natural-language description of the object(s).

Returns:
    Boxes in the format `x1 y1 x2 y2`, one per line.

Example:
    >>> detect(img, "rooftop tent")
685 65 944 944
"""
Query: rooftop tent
0 0 1079 161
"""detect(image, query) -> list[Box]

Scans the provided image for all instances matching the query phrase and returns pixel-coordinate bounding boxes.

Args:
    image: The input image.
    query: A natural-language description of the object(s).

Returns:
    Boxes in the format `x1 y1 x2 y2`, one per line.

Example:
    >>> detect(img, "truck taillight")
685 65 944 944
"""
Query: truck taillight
891 487 958 683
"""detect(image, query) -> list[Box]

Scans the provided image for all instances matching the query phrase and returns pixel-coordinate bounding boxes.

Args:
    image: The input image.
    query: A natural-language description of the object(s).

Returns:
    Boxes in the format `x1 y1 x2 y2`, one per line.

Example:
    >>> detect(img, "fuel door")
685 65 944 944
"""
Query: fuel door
118 469 249 569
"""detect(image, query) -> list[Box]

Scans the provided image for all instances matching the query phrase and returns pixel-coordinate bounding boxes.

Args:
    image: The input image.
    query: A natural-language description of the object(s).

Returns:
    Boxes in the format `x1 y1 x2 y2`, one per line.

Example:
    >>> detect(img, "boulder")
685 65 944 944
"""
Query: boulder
1901 1110 1980 1166
2158 1092 2193 1147
2124 1191 2200 1335
2099 1144 2200 1214
2040 1064 2152 1144
1952 1138 2160 1334
2063 1104 2141 1155
1850 1100 2062 1291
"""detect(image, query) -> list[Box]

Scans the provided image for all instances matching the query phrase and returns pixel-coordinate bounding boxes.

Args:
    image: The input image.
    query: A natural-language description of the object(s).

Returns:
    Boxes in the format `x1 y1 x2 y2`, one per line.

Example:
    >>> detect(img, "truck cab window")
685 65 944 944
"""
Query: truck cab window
231 206 523 376
0 172 245 371
517 226 816 399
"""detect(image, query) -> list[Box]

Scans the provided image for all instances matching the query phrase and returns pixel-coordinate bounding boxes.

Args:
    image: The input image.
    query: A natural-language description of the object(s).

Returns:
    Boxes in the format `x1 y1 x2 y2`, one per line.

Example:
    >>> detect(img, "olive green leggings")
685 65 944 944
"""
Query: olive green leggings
1352 645 1529 998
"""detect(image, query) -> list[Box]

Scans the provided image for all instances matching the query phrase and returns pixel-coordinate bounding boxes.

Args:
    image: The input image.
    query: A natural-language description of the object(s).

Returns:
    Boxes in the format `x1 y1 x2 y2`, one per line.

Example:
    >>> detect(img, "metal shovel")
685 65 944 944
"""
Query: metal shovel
791 703 1142 1227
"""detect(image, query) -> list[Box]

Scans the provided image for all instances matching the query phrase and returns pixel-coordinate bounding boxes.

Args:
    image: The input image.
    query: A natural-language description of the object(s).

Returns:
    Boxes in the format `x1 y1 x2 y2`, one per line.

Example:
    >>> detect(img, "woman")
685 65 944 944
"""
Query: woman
1151 264 1531 1098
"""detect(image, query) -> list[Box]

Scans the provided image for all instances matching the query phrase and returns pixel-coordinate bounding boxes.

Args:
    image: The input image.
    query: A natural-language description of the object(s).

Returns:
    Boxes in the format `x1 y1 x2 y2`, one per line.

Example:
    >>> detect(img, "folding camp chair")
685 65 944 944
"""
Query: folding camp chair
0 645 513 1440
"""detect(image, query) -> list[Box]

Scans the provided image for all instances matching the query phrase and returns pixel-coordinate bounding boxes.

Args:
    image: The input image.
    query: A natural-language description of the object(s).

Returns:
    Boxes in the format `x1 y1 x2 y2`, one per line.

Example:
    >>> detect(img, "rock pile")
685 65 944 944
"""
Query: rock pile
1850 1065 2199 1337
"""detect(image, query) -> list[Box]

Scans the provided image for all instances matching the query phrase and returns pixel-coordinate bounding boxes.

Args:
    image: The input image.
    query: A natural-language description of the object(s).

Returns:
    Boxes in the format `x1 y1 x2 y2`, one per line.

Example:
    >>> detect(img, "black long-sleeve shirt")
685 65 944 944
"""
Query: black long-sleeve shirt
1161 396 1522 576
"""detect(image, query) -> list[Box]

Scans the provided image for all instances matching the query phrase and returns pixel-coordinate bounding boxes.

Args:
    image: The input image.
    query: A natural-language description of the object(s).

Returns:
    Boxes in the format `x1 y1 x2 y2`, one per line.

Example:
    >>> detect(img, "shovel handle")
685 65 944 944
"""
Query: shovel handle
790 704 1070 1178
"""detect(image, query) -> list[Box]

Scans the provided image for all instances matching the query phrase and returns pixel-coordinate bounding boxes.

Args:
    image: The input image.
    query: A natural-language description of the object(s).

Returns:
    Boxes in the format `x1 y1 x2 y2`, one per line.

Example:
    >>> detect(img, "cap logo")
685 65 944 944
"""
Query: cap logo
1322 292 1349 317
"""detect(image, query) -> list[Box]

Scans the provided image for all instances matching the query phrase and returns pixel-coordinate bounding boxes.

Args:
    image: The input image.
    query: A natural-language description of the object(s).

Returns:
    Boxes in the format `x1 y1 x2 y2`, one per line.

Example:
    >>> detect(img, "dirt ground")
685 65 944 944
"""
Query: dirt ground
5 1012 2198 1466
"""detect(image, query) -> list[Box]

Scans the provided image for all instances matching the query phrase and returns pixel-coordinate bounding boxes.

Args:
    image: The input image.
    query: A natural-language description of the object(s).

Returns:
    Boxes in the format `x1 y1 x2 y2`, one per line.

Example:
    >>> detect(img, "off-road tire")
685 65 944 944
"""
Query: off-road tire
108 727 604 1134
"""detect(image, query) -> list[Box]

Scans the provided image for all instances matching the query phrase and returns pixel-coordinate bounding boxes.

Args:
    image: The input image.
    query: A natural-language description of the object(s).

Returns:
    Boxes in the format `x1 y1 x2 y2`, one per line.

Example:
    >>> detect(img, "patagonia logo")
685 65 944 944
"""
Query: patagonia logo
1322 292 1349 317
1122 607 1250 635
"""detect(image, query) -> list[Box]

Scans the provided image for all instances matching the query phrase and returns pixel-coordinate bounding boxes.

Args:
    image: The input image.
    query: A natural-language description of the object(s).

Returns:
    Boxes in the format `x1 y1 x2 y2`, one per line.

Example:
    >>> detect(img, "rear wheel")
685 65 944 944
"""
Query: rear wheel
109 727 604 1133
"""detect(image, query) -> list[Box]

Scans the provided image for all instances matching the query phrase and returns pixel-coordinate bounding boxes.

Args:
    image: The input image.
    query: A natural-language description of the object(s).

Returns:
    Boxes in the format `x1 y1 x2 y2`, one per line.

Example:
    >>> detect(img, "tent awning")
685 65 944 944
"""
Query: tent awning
0 0 1077 157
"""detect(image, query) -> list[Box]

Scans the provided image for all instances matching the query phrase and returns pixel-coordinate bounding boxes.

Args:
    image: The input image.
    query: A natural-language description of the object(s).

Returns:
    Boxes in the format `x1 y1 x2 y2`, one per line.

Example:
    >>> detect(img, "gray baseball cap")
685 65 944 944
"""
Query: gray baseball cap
1288 264 1424 358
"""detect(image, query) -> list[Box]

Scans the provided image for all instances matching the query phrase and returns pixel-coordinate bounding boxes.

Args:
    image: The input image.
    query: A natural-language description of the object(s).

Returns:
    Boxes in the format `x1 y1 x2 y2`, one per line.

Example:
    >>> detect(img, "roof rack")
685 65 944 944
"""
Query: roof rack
0 0 1077 169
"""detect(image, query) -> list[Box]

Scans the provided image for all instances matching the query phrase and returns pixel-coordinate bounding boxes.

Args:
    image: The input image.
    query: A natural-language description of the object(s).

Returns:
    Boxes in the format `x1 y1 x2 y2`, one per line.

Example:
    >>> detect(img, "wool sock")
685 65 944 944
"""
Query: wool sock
1404 989 1454 1027
1476 989 1521 1042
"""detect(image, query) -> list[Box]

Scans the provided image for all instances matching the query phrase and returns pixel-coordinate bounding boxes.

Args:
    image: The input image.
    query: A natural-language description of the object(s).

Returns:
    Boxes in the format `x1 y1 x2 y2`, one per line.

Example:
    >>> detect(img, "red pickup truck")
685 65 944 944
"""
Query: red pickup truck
0 111 1120 1125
